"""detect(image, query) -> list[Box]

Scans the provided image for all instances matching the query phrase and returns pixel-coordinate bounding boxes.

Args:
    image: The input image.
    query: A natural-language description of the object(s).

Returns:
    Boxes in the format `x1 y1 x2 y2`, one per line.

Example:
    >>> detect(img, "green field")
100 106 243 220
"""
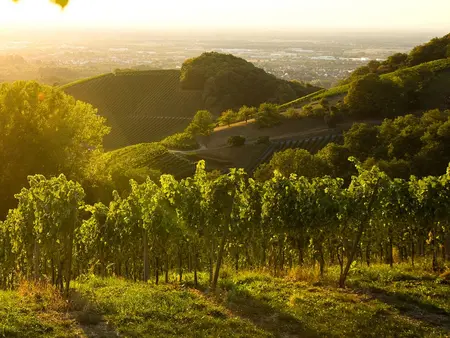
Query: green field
63 70 204 149
1 263 449 338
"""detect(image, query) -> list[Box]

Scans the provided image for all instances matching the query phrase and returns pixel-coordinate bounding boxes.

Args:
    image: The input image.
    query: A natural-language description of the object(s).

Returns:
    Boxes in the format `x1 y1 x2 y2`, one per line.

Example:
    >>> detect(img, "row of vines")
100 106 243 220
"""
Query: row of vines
1 160 449 294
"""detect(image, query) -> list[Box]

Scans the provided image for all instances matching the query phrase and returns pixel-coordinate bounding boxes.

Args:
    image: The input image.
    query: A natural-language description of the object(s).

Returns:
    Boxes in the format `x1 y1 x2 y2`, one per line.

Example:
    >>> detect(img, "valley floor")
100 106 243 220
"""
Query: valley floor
1 263 449 338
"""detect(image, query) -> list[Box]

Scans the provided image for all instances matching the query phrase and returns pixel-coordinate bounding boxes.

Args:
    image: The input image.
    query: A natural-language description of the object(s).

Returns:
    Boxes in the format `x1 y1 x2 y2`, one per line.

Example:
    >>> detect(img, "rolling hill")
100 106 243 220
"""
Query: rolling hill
63 70 205 149
280 58 450 110
62 54 321 150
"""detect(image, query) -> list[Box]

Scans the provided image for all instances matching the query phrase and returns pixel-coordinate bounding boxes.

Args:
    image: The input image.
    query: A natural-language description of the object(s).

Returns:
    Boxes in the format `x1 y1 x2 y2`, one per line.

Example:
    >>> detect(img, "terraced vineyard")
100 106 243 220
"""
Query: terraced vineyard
245 134 344 173
63 70 204 149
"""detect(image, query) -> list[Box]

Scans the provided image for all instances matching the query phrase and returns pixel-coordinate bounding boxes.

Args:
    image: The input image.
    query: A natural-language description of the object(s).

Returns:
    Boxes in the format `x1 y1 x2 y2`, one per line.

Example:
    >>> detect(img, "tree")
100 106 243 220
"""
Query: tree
186 110 215 139
343 123 379 159
407 34 450 66
255 103 283 128
238 106 257 123
0 81 110 218
316 143 355 180
218 109 238 127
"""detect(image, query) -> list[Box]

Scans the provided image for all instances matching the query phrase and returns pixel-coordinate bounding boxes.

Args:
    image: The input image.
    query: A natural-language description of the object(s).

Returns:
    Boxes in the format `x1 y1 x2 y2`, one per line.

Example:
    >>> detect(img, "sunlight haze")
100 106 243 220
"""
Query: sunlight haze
0 0 449 31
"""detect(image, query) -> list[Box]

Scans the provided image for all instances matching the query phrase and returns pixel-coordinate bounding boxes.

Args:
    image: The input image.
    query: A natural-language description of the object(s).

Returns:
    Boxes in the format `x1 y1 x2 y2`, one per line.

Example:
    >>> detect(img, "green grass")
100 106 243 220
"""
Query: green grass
63 70 204 149
0 282 81 338
73 276 267 338
1 263 449 337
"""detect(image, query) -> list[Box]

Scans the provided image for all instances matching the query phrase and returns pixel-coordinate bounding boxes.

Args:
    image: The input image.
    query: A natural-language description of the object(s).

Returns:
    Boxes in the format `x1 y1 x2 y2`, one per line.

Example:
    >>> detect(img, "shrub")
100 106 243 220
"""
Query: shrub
256 136 270 144
161 132 199 150
324 113 338 129
227 136 246 147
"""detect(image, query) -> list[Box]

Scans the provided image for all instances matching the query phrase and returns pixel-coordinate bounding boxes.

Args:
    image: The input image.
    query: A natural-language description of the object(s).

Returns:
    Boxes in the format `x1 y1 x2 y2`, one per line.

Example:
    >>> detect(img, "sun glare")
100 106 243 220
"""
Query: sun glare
0 0 449 31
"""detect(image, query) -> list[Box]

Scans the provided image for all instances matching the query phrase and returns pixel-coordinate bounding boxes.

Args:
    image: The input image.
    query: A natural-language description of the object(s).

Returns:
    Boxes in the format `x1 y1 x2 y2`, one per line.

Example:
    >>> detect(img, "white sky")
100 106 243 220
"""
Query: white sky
0 0 449 31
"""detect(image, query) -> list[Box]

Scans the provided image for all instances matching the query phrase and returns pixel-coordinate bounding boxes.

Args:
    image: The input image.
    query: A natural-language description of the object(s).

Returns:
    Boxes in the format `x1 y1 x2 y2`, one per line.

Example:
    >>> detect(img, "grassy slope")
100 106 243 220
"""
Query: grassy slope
63 70 204 150
280 58 450 110
102 142 196 178
1 263 449 337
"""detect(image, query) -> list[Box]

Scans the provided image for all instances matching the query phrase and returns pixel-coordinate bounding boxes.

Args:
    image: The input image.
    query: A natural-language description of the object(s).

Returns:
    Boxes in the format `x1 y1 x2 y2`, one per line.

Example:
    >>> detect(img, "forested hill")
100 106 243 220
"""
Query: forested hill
180 52 321 113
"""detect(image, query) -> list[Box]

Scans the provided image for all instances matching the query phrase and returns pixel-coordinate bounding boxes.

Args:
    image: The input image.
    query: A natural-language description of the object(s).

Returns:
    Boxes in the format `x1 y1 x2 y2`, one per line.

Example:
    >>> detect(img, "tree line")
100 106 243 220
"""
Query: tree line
1 160 449 294
256 109 450 181
341 33 450 85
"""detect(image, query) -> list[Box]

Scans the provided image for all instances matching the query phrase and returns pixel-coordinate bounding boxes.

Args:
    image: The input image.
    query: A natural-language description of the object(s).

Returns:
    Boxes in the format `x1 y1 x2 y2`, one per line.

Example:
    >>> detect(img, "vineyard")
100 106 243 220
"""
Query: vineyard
63 70 204 149
102 142 196 178
1 160 449 296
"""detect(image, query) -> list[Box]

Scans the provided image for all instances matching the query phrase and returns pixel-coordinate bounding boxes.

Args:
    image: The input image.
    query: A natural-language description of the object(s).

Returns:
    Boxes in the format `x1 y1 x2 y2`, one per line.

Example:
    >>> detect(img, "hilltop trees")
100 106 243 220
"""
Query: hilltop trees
407 34 450 66
180 52 320 113
0 81 110 218
340 33 450 85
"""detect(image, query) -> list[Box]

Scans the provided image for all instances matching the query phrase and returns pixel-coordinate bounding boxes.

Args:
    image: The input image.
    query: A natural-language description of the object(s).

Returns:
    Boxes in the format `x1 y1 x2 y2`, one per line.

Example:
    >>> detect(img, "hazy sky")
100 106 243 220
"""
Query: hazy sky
0 0 449 32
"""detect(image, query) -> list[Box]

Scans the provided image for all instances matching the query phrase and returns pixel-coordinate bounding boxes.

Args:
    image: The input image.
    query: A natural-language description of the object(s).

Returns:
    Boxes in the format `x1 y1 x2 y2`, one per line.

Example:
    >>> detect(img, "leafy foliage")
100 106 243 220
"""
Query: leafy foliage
0 81 110 218
160 132 199 150
255 103 283 128
1 159 449 294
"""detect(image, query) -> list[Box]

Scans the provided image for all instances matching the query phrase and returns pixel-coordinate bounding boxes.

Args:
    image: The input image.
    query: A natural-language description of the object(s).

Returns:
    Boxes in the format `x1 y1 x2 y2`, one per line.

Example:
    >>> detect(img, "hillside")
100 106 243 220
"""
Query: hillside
281 58 450 110
63 55 321 150
100 142 196 179
63 70 204 149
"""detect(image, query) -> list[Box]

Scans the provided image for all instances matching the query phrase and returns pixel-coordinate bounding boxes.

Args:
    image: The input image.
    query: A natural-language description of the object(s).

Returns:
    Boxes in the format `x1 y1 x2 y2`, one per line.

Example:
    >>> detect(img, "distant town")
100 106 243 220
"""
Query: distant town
0 29 440 87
